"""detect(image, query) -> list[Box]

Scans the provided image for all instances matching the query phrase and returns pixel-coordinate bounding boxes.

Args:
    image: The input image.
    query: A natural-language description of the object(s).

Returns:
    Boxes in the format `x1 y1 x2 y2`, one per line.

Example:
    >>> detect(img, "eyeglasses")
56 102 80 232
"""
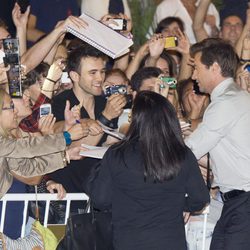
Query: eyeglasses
2 102 15 111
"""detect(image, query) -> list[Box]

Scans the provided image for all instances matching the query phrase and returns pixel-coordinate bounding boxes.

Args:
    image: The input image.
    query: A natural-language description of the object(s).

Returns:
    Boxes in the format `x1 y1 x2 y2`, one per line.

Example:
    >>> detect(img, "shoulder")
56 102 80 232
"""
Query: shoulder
52 89 77 107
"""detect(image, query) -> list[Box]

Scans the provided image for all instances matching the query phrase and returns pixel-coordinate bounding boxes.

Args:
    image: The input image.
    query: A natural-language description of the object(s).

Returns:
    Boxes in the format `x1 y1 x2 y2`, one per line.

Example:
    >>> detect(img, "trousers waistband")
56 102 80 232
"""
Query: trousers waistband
220 189 246 202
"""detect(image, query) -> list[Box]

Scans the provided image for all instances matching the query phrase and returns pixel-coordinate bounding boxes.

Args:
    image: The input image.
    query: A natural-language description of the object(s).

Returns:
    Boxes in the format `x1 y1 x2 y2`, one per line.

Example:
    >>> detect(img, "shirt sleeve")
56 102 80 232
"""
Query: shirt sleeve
90 149 113 210
185 99 238 159
184 149 210 212
0 134 66 158
19 93 50 132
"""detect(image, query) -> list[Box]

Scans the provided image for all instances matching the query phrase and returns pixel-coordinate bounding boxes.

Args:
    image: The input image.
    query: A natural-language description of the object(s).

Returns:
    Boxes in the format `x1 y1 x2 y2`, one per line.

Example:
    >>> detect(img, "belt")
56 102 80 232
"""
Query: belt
220 189 246 202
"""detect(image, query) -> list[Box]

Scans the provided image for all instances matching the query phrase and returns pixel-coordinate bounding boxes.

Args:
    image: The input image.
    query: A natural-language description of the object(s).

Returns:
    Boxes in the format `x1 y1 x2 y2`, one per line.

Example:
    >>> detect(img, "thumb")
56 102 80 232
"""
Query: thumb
65 100 70 112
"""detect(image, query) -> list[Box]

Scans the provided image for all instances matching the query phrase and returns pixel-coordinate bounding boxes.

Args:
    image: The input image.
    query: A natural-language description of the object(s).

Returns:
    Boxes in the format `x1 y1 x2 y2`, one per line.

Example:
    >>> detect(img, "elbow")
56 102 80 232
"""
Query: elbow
185 194 210 213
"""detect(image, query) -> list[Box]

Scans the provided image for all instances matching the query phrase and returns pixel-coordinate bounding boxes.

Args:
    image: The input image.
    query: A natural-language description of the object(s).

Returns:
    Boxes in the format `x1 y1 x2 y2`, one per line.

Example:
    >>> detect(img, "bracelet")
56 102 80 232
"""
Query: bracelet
46 77 57 83
240 58 250 63
62 151 68 166
63 131 72 146
41 89 54 92
97 113 117 129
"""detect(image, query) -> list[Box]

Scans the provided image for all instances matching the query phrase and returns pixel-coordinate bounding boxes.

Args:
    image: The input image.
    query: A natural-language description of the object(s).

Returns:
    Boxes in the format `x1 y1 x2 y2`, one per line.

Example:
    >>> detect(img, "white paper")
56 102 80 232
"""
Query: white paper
66 13 133 59
80 144 109 159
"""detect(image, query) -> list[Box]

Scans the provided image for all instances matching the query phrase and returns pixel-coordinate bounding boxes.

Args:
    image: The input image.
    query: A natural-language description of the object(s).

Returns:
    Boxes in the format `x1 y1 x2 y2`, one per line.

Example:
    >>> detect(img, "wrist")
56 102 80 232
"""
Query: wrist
240 58 250 64
63 131 72 146
101 111 112 121
46 77 57 83
98 113 116 129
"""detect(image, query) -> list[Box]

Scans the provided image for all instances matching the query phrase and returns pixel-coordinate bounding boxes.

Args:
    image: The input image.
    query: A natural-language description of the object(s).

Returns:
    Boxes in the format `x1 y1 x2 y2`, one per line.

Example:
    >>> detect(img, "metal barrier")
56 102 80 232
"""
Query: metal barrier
0 193 89 238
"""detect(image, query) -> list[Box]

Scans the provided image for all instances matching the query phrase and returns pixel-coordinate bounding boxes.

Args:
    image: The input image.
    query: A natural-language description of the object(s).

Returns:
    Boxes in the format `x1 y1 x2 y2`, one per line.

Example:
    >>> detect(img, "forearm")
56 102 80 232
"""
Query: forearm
193 0 210 42
21 28 63 73
178 54 193 81
70 133 103 147
235 25 250 56
0 133 66 158
16 27 27 56
113 53 129 71
27 28 46 43
145 56 158 67
126 53 144 79
7 151 65 177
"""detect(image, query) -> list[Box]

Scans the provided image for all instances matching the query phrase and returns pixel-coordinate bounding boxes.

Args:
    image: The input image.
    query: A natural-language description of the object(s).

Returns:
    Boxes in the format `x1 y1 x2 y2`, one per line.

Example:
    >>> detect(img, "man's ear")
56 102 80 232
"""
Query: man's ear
69 71 79 83
211 62 221 75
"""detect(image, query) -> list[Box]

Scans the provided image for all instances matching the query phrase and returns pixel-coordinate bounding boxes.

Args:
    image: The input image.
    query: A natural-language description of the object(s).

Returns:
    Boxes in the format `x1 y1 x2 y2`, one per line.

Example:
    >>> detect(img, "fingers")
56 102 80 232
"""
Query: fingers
65 100 70 112
46 181 66 200
183 212 190 224
38 114 56 135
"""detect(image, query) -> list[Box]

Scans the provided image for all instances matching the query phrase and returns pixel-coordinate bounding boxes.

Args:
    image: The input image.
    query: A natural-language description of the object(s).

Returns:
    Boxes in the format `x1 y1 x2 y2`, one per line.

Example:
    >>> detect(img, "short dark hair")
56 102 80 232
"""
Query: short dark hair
155 16 185 34
130 67 162 91
139 50 177 77
113 91 187 181
67 44 107 73
22 62 50 89
190 38 239 78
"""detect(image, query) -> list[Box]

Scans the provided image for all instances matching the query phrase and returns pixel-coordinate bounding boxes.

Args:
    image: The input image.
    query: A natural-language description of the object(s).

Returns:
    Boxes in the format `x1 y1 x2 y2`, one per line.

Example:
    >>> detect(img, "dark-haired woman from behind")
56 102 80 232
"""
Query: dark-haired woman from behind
90 91 210 250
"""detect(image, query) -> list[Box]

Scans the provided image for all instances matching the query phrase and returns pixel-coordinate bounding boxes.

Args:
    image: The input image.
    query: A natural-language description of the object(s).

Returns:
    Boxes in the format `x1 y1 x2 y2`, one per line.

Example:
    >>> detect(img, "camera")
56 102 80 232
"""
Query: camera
164 36 178 48
3 38 22 98
159 77 177 89
104 85 132 109
108 18 127 31
104 85 127 96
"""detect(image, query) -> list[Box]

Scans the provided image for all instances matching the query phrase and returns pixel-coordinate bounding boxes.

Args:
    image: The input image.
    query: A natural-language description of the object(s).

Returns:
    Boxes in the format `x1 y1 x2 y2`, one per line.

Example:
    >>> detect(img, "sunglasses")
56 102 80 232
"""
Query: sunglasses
2 101 15 111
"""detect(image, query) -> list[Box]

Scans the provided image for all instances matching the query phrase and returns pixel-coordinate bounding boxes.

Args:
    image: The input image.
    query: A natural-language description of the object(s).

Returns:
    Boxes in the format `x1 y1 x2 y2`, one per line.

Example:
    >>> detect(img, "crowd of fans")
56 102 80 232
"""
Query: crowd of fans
0 0 250 249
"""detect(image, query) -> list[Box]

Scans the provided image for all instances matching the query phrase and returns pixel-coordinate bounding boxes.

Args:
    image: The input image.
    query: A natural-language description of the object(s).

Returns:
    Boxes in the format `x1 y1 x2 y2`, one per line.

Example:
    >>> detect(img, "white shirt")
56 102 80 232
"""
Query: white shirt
153 0 220 44
185 78 250 192
81 0 131 20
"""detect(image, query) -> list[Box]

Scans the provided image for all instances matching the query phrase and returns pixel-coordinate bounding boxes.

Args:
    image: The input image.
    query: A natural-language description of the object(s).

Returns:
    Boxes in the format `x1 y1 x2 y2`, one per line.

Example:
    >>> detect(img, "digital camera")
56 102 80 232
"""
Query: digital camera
104 85 132 109
159 77 177 89
104 85 128 96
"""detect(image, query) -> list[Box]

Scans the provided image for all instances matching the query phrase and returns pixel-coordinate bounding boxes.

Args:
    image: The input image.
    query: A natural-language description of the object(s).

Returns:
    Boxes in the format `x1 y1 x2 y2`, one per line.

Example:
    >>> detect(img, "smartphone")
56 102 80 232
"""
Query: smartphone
39 104 52 117
60 71 72 84
108 18 127 31
3 38 22 98
193 82 205 95
16 0 30 13
165 36 178 48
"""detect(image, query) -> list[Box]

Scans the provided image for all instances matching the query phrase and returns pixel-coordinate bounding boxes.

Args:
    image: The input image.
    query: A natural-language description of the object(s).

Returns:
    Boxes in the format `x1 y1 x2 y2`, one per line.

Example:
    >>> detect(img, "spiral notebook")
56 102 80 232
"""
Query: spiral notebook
66 13 133 59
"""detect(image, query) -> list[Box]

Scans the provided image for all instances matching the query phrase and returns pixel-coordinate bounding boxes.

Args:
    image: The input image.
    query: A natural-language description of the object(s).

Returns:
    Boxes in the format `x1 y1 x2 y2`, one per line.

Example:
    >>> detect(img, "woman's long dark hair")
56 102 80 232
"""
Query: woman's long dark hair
114 91 187 181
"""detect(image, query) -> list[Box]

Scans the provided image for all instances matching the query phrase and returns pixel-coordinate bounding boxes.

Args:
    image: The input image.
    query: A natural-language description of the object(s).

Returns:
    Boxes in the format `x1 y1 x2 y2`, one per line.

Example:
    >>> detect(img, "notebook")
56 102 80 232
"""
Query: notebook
66 13 133 59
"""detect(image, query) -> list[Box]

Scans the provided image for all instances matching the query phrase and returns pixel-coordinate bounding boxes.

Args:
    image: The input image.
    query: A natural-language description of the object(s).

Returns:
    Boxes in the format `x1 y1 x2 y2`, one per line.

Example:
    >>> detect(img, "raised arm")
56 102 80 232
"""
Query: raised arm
235 8 250 56
192 0 210 42
12 3 30 56
21 16 88 74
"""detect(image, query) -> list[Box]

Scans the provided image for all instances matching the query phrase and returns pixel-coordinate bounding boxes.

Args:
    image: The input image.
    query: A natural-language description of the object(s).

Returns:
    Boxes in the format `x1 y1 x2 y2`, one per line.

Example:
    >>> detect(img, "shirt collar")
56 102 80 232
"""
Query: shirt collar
210 78 234 101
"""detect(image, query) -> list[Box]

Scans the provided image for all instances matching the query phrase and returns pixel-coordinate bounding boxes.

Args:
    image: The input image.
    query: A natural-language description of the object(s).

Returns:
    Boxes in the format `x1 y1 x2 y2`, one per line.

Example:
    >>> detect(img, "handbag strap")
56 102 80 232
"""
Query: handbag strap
83 198 91 213
206 153 211 191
